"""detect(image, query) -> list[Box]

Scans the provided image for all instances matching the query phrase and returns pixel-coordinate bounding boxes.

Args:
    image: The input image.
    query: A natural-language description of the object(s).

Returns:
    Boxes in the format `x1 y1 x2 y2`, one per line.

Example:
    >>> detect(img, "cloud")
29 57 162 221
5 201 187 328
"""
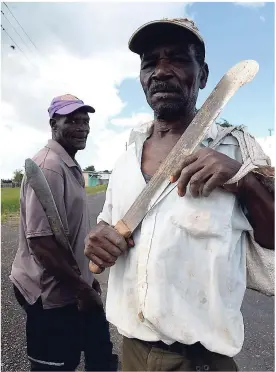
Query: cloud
256 136 275 165
111 113 153 128
1 2 191 178
260 16 265 22
234 2 265 8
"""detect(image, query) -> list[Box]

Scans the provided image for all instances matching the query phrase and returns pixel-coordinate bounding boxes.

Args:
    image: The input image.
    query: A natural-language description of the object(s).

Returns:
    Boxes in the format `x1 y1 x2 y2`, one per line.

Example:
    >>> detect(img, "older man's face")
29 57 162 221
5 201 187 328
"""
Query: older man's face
51 109 90 152
140 41 208 119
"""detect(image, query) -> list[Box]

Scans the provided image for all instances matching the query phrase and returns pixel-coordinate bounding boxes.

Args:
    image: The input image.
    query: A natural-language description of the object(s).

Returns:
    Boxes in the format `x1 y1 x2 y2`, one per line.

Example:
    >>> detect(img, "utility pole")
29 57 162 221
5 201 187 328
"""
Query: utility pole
125 142 127 151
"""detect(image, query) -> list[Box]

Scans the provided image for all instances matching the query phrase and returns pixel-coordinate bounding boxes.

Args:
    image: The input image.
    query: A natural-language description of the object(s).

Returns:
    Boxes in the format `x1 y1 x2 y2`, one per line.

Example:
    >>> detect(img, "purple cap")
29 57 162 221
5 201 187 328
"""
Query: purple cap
48 94 95 119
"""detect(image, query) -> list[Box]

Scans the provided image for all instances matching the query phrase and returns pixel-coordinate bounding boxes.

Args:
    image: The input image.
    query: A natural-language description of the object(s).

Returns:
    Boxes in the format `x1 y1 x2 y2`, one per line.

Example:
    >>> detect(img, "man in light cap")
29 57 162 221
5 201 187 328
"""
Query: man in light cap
10 94 117 371
84 19 274 371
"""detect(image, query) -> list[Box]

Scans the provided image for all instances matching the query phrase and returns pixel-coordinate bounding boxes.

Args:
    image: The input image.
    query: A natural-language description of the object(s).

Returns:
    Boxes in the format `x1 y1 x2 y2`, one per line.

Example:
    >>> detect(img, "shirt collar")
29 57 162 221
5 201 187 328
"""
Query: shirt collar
46 140 77 168
129 120 218 146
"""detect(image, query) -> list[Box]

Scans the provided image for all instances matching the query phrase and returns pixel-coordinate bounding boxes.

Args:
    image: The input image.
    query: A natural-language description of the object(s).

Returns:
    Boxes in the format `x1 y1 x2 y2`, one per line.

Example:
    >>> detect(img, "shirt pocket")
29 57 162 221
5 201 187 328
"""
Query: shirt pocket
169 192 234 239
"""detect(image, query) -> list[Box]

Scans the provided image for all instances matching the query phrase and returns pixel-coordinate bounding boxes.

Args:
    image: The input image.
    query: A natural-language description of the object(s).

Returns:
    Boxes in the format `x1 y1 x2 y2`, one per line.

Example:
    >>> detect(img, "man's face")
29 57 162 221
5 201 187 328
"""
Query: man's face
51 109 90 151
140 41 208 119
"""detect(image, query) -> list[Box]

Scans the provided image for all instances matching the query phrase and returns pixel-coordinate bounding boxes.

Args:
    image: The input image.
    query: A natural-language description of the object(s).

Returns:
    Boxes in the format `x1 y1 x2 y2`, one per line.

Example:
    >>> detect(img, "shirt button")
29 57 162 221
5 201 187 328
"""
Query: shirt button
138 311 144 322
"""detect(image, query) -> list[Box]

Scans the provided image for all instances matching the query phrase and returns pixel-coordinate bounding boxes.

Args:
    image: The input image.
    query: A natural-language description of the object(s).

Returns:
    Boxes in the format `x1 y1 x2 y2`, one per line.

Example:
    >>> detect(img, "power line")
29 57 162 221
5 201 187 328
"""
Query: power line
3 2 42 56
1 24 35 67
1 10 34 55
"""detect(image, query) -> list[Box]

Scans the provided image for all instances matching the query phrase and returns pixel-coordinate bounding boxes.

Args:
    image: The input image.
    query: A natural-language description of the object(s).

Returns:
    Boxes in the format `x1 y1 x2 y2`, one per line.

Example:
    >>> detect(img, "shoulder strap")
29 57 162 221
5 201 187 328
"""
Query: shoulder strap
209 125 274 191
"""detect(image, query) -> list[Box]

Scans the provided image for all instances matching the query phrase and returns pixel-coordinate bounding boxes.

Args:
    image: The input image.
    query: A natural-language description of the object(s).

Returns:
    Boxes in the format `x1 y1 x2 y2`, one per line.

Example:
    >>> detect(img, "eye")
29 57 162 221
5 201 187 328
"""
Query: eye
172 56 191 64
141 60 156 69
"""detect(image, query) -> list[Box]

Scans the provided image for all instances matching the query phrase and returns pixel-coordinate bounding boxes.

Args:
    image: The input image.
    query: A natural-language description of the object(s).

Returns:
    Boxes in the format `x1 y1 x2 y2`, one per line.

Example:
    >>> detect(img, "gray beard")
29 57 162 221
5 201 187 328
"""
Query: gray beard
152 99 197 121
147 86 199 120
154 101 184 119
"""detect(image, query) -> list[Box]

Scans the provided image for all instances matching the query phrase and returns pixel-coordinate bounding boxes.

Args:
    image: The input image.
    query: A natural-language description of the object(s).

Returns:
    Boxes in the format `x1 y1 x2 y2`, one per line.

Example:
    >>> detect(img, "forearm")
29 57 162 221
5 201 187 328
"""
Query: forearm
29 236 90 293
237 173 274 249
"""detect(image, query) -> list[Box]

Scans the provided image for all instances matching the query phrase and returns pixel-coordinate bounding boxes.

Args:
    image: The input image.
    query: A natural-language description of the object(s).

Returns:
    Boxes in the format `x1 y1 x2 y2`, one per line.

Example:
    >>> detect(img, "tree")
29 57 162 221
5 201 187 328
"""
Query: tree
13 169 24 183
218 118 232 127
103 170 110 173
83 165 95 172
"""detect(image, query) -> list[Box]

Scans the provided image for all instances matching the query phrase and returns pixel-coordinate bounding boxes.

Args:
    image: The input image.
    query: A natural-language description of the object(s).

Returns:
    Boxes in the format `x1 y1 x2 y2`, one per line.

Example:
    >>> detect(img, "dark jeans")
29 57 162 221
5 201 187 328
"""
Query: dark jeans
14 285 118 371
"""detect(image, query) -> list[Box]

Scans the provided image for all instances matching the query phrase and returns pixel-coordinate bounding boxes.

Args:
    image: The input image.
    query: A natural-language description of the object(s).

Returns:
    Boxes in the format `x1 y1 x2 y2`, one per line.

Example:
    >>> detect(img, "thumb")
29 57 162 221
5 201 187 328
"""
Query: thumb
127 237 135 248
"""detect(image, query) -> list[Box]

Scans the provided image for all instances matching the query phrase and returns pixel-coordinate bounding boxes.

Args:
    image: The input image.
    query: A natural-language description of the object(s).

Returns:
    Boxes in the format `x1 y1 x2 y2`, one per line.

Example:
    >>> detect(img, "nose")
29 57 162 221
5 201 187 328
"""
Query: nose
152 58 173 81
76 126 90 135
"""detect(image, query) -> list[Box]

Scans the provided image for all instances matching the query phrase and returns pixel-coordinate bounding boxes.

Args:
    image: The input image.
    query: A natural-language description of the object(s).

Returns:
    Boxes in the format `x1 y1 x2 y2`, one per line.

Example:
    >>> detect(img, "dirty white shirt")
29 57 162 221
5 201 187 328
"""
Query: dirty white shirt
98 121 257 357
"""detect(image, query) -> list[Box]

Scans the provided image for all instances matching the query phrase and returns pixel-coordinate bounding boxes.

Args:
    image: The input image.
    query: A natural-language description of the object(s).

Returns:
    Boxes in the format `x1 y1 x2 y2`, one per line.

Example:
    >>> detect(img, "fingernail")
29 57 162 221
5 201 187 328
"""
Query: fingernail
178 190 185 197
169 176 174 183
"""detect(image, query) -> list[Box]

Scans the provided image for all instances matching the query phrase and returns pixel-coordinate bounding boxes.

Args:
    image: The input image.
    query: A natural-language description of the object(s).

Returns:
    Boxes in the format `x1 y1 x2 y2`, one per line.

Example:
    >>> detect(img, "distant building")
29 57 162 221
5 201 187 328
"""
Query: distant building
83 171 111 187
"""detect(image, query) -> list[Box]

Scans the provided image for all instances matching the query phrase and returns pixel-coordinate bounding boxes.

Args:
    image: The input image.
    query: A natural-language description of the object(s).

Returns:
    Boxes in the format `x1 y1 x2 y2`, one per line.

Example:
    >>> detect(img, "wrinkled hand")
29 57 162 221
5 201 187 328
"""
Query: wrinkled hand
170 148 241 197
77 285 103 312
84 221 133 270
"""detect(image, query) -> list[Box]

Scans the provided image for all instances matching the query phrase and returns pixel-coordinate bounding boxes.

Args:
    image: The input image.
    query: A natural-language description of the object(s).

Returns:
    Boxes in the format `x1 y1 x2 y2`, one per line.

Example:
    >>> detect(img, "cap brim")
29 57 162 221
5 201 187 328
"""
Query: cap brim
129 20 204 55
55 103 95 116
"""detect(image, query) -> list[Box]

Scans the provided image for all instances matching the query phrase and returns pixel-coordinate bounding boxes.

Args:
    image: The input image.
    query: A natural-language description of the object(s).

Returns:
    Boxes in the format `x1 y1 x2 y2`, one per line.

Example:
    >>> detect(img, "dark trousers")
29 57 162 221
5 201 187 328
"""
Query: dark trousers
122 337 238 371
14 285 118 371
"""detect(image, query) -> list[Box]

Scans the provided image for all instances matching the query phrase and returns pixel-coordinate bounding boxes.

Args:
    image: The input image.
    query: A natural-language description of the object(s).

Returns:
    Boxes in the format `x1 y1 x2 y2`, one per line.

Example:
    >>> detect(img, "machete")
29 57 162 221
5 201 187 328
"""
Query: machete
89 59 259 273
24 159 73 254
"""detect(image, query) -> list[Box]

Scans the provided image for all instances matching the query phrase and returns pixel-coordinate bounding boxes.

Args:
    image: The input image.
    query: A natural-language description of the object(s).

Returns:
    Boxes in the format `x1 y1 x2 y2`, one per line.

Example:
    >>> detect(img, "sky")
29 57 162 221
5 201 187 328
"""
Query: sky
0 1 275 179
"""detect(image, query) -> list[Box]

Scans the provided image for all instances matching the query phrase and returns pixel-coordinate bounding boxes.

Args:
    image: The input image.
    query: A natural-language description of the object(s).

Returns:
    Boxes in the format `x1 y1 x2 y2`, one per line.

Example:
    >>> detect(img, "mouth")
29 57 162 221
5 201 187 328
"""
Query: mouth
73 136 87 141
151 91 180 98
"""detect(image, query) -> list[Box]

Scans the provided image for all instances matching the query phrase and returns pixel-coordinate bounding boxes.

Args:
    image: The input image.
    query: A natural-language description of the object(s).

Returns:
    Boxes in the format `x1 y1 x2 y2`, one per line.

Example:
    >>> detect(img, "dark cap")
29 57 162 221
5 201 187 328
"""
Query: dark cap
48 94 95 119
129 18 205 56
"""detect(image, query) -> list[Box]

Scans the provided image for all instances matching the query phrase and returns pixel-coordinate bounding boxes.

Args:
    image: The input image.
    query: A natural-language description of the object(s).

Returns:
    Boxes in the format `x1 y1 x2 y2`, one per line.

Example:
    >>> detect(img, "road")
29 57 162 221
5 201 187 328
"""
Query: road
1 192 274 371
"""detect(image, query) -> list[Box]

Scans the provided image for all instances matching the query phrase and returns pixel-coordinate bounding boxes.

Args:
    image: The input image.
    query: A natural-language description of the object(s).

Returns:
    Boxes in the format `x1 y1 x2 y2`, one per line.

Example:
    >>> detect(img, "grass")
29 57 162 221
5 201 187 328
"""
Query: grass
86 184 107 194
1 188 21 222
1 185 107 222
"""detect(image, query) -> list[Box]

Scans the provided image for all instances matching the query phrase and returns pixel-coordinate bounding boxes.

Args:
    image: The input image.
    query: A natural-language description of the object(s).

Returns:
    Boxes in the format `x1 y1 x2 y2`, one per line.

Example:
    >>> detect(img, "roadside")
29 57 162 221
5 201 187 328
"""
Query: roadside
1 185 107 222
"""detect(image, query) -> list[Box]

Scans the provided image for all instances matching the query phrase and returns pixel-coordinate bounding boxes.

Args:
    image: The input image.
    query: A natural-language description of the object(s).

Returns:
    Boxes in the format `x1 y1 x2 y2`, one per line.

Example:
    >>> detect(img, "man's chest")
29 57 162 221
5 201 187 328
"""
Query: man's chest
141 136 180 176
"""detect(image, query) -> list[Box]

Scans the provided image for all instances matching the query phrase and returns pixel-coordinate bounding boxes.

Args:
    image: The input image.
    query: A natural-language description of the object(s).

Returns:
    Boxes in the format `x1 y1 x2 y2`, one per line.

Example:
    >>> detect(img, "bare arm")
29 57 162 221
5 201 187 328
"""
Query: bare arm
29 235 102 309
236 173 274 250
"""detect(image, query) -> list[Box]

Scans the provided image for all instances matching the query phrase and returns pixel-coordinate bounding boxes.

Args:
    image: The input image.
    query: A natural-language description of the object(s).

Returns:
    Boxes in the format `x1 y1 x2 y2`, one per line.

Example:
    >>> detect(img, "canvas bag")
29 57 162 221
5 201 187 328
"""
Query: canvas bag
209 124 274 296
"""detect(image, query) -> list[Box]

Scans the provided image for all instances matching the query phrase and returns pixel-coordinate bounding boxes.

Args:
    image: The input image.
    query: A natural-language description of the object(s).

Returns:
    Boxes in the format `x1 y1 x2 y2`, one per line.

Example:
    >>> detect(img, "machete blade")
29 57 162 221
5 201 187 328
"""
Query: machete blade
121 60 259 234
24 158 72 251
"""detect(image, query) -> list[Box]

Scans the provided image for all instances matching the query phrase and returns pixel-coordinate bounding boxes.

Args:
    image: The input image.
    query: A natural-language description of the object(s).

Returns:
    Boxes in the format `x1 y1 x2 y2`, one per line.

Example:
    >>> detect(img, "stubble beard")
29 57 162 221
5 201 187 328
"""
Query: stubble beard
149 94 198 121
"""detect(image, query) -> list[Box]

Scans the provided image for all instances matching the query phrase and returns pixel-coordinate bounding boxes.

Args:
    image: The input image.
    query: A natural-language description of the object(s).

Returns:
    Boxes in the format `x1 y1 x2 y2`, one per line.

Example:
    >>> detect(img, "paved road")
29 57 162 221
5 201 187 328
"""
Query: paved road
1 193 274 371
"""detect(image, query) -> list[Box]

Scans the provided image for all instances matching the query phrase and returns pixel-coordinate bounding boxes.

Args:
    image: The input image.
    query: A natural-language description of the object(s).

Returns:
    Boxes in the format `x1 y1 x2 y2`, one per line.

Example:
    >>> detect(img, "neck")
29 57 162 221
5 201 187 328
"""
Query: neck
64 147 77 159
53 137 77 159
152 110 196 138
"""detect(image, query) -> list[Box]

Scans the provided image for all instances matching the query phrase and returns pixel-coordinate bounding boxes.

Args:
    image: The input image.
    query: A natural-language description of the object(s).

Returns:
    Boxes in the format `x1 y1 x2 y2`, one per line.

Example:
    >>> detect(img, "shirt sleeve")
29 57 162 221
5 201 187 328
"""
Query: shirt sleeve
25 168 69 239
97 172 113 225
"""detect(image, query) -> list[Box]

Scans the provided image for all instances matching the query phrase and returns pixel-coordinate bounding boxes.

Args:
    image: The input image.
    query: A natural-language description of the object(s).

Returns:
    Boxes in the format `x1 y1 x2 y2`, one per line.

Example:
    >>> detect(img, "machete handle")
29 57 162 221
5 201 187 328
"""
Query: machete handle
89 219 132 274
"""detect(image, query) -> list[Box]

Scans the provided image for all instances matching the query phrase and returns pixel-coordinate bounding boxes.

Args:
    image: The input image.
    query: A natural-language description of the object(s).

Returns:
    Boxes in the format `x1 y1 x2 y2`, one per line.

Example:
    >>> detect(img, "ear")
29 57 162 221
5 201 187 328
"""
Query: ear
199 63 209 90
49 118 56 130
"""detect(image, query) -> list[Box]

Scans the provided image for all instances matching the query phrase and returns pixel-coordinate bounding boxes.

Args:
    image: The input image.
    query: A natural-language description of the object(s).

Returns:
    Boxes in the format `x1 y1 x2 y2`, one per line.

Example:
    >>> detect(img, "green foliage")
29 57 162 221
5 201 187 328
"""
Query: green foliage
83 165 95 172
13 169 24 183
218 118 232 128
